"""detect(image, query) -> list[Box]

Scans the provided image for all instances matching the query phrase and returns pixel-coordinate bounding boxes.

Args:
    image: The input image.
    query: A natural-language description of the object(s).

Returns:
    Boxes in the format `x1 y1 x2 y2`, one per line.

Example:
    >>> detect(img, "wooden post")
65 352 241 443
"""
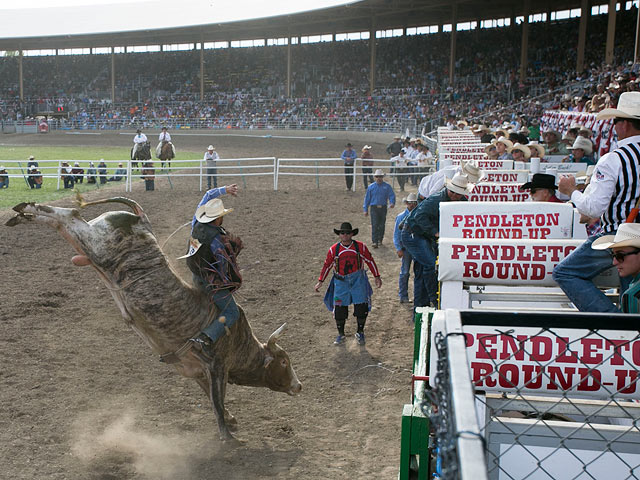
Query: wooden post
576 0 589 72
287 37 292 98
111 47 115 103
370 20 376 95
19 49 23 101
605 0 617 65
449 4 458 85
200 42 204 101
520 0 530 85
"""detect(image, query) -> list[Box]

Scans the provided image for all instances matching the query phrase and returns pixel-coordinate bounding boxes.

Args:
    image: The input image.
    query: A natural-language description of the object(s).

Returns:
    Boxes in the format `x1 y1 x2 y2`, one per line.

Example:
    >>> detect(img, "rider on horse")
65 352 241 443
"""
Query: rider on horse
132 128 150 168
157 126 175 169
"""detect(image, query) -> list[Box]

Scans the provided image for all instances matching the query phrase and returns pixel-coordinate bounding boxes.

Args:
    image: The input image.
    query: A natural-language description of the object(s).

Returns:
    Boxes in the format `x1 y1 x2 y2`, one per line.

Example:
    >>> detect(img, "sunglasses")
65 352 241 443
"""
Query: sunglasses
611 248 640 262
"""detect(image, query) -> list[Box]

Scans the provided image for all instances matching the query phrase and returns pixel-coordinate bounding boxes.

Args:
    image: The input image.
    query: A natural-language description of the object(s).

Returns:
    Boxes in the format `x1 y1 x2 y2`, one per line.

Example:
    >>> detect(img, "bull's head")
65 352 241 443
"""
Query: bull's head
262 323 302 396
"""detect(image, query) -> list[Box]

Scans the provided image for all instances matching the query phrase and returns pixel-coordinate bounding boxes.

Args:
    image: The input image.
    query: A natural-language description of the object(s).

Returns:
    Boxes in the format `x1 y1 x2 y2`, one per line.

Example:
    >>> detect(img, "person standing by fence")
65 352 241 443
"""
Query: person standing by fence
28 165 43 189
363 169 395 248
361 145 374 188
204 145 219 189
141 161 155 191
341 143 357 191
0 166 8 189
553 92 640 312
394 193 418 303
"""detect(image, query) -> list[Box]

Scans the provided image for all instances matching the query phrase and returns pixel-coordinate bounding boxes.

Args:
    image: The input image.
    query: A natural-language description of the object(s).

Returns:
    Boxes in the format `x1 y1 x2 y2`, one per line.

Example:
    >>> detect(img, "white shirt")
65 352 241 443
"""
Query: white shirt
418 165 461 198
204 151 219 166
134 133 147 144
570 134 640 226
159 131 171 142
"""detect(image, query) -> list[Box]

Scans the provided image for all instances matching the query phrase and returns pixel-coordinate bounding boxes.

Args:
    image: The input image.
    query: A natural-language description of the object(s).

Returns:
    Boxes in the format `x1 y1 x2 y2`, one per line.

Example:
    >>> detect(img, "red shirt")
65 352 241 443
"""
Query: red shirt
318 240 380 282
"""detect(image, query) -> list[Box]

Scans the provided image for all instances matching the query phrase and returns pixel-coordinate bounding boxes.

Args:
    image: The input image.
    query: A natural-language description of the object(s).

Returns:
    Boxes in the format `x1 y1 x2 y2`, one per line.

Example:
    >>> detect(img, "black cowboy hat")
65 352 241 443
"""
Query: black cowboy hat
521 173 557 191
334 222 359 235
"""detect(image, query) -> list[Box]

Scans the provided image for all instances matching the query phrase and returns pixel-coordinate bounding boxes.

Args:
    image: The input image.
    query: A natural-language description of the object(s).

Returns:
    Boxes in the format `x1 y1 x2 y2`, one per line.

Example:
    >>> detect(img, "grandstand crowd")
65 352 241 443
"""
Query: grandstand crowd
0 8 638 132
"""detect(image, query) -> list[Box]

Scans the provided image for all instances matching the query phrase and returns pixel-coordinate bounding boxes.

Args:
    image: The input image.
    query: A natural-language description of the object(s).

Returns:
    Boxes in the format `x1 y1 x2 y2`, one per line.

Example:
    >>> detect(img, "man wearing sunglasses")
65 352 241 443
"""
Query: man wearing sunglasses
592 223 640 313
553 91 640 312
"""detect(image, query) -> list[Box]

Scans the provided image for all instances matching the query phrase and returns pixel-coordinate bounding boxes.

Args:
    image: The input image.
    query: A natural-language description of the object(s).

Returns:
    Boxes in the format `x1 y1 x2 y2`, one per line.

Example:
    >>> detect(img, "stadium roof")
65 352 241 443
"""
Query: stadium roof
0 0 597 52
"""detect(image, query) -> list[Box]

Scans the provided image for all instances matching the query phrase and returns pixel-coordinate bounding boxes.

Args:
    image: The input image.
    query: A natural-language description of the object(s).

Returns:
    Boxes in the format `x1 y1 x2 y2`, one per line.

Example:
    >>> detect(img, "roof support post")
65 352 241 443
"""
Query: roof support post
111 47 116 103
576 0 589 73
369 19 376 95
19 49 23 101
605 0 617 65
519 0 530 85
200 42 204 101
287 37 292 98
449 4 458 85
635 0 640 64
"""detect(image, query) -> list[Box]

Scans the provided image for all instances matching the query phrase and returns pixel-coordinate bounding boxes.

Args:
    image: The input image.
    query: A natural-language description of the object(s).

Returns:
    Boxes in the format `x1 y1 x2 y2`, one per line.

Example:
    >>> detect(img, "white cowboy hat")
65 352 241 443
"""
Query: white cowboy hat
0 165 4 170
195 198 233 224
596 92 640 120
461 160 485 183
493 136 513 149
445 173 475 196
567 136 593 155
509 143 532 159
528 142 546 158
592 223 640 250
373 169 385 177
207 145 215 150
362 145 372 151
29 155 35 160
404 193 418 203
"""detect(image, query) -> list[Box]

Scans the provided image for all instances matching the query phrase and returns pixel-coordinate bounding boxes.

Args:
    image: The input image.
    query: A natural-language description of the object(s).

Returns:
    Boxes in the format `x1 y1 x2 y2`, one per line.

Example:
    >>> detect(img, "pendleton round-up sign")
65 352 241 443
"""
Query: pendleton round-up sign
448 159 514 170
439 202 574 239
467 182 529 202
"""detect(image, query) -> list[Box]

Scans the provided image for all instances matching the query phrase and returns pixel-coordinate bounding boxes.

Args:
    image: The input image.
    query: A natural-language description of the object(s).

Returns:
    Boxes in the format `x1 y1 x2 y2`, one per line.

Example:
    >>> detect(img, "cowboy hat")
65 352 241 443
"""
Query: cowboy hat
207 145 215 150
461 160 485 183
404 193 418 203
542 129 561 140
362 145 372 151
373 169 385 177
509 143 532 159
29 155 35 160
528 143 546 158
521 173 557 191
333 222 359 236
592 223 640 250
567 136 593 155
445 173 475 196
484 143 497 154
473 125 490 133
195 198 233 224
596 92 640 120
493 136 513 149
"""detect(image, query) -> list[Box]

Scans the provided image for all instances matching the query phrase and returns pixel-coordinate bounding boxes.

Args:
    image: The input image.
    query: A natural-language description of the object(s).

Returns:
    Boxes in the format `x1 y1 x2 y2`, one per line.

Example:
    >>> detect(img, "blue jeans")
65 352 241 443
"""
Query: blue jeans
370 205 387 244
552 232 628 313
207 167 217 188
401 229 437 306
398 249 413 300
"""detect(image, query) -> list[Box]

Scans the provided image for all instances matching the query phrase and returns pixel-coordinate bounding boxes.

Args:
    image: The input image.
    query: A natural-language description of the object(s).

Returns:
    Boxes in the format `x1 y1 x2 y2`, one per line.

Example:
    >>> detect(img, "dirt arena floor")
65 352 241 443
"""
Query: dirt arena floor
1 131 418 479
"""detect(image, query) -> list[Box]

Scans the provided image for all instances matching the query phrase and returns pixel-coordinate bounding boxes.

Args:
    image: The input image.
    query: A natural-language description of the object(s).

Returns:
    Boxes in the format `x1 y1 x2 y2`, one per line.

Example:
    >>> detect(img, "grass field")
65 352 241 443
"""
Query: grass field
0 146 204 209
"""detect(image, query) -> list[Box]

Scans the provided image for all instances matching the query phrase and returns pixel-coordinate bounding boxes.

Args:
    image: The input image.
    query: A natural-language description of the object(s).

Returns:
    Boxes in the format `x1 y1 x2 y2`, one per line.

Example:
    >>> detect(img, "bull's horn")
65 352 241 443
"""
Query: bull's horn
267 323 287 348
75 195 146 218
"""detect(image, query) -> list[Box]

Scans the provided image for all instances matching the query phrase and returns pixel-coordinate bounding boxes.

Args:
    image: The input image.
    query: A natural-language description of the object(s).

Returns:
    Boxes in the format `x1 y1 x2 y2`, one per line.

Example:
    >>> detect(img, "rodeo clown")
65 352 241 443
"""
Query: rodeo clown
182 194 243 356
315 222 382 346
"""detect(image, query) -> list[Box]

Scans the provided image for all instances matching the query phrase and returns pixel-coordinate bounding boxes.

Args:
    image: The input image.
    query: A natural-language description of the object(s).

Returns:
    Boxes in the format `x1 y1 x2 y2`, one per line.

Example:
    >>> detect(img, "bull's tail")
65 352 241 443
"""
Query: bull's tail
74 192 147 219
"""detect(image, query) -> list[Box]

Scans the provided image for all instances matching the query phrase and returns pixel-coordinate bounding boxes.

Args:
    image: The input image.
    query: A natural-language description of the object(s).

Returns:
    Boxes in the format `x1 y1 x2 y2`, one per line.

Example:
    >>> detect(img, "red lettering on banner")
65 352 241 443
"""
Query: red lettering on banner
604 340 631 365
499 364 520 388
530 336 553 361
615 369 638 394
577 367 601 392
634 340 640 366
477 334 498 359
471 362 497 387
451 244 465 259
468 245 480 260
547 366 576 390
581 338 604 364
522 364 544 389
463 261 479 277
453 215 462 227
532 245 547 261
499 335 527 361
555 337 578 363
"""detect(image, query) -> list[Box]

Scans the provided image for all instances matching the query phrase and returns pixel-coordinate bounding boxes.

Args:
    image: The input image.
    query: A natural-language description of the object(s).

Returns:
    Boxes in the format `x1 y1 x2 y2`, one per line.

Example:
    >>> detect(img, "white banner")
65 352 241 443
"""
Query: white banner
483 170 530 183
468 182 529 201
429 322 640 400
449 159 514 170
439 202 574 239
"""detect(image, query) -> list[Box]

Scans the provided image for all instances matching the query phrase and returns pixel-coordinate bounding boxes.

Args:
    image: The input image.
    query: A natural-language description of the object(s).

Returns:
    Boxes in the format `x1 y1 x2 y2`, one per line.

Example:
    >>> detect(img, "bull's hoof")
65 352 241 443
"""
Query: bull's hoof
219 433 244 447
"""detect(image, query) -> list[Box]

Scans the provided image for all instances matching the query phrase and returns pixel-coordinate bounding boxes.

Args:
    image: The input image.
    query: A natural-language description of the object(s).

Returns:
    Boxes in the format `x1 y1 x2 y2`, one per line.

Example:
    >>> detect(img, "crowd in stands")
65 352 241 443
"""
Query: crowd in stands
0 8 637 131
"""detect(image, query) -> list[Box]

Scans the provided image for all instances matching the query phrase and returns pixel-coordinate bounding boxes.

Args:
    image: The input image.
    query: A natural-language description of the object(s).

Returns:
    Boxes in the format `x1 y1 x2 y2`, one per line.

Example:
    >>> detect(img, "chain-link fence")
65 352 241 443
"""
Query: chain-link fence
426 309 640 480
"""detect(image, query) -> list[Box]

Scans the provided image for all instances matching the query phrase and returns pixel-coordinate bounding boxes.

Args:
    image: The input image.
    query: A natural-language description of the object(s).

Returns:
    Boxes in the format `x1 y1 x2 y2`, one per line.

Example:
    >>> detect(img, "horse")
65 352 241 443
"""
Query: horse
131 141 151 169
157 141 175 170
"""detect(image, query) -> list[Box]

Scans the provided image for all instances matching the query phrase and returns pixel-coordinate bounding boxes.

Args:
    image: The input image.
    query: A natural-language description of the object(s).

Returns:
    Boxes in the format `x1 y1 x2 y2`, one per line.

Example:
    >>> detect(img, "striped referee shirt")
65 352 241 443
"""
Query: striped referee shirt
570 134 640 234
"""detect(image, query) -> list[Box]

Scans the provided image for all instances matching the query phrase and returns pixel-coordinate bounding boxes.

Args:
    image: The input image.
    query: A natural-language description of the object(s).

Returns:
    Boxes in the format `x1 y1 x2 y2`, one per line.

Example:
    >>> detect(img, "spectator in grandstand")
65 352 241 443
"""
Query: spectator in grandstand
494 137 514 160
542 129 569 155
484 143 499 160
97 159 108 184
204 145 219 189
386 135 403 158
563 136 595 166
341 143 357 191
141 161 155 191
394 193 418 304
509 143 531 162
520 173 563 203
401 174 474 309
27 155 38 169
71 162 84 184
28 165 43 189
591 223 640 313
478 126 495 144
0 165 8 189
589 84 611 112
363 169 396 248
391 148 408 192
361 145 374 188
108 163 126 182
314 222 382 346
61 161 74 189
86 162 97 184
553 91 640 312
528 142 546 160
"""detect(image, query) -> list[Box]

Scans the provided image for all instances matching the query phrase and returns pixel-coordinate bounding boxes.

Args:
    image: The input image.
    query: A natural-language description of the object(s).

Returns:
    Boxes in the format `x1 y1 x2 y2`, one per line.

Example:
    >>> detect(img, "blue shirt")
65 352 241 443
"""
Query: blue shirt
393 208 410 251
341 149 357 165
191 186 228 228
363 181 396 213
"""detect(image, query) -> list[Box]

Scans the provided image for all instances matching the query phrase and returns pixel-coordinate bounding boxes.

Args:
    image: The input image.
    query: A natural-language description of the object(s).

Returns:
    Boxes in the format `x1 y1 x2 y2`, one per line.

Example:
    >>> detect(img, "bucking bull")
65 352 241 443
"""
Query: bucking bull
6 196 301 442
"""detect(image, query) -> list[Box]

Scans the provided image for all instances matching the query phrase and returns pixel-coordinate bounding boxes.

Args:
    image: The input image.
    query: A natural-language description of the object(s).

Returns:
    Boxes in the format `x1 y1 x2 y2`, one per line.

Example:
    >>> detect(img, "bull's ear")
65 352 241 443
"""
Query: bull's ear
263 354 274 368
